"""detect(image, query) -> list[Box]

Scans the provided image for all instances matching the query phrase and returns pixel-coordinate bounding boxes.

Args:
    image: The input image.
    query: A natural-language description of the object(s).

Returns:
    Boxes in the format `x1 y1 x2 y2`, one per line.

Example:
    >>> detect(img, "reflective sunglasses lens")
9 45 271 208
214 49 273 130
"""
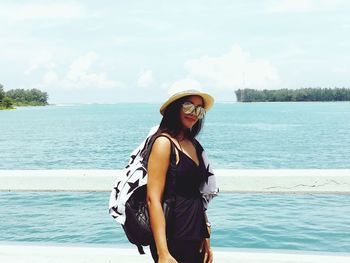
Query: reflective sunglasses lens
183 102 195 114
197 107 205 119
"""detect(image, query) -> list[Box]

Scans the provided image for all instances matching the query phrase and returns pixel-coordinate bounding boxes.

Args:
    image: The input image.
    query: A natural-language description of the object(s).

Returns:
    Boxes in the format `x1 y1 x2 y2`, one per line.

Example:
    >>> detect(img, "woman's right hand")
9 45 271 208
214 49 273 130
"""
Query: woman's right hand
158 253 178 263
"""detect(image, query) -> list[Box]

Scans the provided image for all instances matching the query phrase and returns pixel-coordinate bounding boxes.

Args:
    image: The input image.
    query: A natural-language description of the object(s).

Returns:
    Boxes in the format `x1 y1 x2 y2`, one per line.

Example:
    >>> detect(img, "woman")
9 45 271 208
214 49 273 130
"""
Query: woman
146 89 216 263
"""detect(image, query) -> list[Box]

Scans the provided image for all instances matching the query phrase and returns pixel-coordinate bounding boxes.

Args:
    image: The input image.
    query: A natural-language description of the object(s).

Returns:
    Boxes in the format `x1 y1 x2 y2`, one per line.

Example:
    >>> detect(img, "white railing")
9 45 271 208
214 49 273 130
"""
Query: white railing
1 169 350 193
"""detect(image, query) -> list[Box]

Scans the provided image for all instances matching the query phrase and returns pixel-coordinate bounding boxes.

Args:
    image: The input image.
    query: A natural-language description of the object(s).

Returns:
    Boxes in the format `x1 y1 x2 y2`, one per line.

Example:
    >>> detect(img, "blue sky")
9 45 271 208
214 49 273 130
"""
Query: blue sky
1 0 349 103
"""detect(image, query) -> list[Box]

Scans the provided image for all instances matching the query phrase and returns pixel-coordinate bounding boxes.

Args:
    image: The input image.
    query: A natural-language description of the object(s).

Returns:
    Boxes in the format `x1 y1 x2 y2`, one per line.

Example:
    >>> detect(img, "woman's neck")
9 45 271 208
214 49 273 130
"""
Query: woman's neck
177 129 192 142
177 133 185 141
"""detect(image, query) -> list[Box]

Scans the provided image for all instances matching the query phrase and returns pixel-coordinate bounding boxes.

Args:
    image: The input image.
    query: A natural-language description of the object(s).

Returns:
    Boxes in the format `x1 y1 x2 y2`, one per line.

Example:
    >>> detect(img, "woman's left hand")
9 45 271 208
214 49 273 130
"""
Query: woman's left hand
201 238 213 263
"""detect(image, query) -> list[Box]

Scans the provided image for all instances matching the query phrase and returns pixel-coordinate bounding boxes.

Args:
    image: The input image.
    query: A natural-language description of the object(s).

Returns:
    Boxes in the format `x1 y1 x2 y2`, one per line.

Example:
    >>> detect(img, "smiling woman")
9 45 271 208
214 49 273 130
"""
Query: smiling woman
146 89 217 263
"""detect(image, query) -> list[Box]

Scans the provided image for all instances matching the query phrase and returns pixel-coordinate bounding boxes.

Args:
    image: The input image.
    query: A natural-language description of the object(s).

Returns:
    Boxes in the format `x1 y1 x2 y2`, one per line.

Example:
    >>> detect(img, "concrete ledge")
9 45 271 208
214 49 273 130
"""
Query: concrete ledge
0 169 350 193
218 169 350 194
0 244 349 263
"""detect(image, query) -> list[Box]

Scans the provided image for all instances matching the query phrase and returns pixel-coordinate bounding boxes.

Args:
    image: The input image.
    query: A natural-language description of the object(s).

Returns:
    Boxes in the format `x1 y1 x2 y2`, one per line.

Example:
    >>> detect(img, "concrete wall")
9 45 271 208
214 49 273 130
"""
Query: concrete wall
1 169 350 193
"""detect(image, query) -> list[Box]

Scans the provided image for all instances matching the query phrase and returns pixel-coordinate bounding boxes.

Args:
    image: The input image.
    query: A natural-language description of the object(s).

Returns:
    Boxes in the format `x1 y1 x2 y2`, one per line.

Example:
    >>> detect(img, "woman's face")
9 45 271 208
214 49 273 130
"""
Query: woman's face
179 95 204 129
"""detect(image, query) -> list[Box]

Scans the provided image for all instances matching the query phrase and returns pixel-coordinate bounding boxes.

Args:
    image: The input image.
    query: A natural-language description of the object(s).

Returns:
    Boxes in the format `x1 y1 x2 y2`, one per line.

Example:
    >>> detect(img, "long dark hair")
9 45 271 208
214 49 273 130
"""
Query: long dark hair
156 95 205 141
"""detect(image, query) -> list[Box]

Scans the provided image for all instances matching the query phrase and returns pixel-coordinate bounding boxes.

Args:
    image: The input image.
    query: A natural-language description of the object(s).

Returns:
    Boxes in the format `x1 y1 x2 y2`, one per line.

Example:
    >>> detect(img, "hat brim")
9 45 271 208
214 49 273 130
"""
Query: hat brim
160 90 214 115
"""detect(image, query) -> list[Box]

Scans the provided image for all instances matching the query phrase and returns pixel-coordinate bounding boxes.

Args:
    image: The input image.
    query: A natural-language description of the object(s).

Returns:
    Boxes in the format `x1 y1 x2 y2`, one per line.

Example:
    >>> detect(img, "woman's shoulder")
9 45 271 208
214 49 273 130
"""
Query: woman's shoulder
156 132 177 144
156 133 181 152
150 133 177 151
152 133 172 144
149 135 172 157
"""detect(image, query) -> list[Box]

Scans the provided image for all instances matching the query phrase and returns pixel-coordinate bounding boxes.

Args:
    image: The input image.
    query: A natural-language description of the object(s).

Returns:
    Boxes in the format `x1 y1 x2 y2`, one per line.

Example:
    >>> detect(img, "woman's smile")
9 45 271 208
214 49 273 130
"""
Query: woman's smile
185 115 197 122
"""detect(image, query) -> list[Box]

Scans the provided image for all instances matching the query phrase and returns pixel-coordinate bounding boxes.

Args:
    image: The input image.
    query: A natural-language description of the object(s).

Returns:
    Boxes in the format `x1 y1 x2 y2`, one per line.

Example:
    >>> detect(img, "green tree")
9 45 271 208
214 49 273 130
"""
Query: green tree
0 84 14 109
2 96 13 108
0 84 4 102
235 88 350 102
5 88 48 106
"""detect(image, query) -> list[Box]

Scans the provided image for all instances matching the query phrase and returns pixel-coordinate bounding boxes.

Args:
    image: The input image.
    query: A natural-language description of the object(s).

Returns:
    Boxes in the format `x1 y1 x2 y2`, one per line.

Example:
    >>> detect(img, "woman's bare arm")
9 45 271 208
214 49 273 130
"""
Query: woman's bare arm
202 211 213 263
147 136 173 258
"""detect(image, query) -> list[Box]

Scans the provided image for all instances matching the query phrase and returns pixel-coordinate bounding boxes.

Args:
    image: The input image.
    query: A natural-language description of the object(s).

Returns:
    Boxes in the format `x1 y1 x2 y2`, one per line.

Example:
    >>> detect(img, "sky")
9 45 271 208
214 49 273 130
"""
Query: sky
1 0 350 104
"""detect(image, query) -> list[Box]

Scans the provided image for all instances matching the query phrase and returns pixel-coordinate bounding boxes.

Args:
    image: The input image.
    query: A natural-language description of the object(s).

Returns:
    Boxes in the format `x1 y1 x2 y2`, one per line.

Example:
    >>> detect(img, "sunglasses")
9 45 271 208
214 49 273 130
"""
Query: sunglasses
182 102 206 119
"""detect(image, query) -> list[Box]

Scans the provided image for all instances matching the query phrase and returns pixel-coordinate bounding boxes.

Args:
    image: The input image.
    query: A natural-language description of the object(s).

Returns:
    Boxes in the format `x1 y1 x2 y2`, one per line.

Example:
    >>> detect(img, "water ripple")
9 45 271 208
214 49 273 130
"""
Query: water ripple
1 192 350 252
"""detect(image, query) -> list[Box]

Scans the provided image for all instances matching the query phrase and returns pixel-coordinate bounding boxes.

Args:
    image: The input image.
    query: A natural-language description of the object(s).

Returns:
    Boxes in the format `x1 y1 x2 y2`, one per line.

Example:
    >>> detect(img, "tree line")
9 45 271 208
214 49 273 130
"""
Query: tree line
235 88 350 102
0 84 48 109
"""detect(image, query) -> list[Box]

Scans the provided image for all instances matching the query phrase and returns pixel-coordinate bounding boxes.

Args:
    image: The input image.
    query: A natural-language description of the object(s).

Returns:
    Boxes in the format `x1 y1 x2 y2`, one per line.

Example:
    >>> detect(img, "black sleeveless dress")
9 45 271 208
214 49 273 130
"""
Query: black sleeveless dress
150 138 209 262
171 141 210 240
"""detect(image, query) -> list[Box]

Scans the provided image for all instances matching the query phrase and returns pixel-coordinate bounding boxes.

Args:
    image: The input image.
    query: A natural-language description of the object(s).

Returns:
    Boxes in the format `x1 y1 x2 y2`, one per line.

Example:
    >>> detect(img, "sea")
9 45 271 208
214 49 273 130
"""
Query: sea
0 102 350 253
1 102 350 169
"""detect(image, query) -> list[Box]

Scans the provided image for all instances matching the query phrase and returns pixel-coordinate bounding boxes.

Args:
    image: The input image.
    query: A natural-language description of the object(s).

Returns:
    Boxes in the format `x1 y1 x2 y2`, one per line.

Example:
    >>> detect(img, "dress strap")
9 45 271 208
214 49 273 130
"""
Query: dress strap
175 138 183 152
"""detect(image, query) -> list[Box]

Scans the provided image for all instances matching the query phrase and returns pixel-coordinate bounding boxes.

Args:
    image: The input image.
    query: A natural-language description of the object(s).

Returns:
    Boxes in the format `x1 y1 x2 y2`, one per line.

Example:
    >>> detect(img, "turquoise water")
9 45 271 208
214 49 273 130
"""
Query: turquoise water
1 102 350 169
1 192 349 253
1 102 350 253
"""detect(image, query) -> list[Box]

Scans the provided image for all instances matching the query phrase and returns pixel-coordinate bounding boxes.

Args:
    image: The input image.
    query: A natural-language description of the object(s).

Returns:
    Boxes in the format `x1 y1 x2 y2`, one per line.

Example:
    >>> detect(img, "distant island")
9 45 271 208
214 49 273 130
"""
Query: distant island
235 88 350 102
0 84 48 110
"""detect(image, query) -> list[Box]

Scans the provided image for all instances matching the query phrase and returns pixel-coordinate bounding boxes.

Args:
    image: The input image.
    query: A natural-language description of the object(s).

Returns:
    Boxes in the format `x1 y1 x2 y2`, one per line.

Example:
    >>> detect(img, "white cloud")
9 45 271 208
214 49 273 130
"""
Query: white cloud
167 78 202 95
0 3 87 21
331 67 350 75
183 45 280 90
43 71 58 84
40 52 122 90
268 0 345 13
137 69 154 88
25 51 55 75
66 52 98 82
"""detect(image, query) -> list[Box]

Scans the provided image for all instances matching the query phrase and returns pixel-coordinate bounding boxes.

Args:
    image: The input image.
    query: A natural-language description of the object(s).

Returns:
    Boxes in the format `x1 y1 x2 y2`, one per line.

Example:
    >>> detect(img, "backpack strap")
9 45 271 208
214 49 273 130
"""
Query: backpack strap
137 244 145 254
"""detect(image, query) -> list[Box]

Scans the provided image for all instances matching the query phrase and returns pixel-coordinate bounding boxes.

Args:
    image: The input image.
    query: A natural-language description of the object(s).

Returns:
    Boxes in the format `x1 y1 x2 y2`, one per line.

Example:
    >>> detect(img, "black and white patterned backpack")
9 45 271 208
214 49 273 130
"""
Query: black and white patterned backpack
108 126 177 254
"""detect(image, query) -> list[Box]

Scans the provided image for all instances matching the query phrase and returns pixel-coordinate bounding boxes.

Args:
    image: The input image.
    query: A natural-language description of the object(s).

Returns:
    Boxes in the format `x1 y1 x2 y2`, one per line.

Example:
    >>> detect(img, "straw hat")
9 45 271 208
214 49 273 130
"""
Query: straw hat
160 89 214 115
